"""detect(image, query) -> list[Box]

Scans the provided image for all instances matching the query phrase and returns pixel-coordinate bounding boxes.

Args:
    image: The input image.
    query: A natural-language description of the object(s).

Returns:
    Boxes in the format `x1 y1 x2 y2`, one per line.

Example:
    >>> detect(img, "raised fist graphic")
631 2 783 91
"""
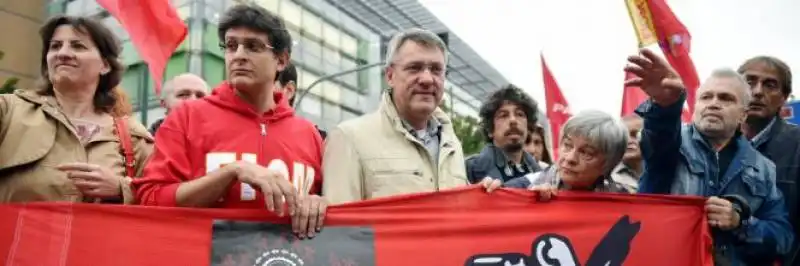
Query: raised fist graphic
465 216 641 266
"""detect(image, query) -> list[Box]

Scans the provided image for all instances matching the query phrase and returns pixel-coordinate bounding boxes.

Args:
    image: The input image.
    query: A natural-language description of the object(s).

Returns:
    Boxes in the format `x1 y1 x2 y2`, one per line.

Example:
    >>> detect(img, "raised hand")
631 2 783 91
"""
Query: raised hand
624 48 685 107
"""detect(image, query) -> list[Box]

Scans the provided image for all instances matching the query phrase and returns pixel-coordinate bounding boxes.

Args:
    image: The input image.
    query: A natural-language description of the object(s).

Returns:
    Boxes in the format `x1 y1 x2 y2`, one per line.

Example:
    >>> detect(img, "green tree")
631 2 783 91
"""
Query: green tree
0 51 19 94
441 105 485 156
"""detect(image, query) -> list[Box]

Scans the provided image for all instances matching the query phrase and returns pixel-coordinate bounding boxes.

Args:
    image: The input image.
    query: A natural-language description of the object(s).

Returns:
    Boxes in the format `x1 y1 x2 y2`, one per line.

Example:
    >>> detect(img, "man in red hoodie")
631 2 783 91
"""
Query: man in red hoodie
134 4 326 239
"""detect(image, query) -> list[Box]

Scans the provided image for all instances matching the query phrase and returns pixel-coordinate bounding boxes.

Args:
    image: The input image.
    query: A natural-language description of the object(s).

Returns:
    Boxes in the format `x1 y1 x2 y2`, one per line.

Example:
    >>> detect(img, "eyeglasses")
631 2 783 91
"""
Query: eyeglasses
219 39 273 54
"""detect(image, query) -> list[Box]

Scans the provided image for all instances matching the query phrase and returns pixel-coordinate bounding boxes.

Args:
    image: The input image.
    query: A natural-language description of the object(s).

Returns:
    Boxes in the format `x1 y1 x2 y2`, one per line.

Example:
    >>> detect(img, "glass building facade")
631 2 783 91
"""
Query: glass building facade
47 0 482 129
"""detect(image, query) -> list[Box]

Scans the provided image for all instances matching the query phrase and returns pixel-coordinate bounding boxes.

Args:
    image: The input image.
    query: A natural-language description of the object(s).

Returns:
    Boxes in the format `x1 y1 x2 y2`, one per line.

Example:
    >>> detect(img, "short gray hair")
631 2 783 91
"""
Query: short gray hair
705 67 752 106
560 110 629 175
384 28 448 69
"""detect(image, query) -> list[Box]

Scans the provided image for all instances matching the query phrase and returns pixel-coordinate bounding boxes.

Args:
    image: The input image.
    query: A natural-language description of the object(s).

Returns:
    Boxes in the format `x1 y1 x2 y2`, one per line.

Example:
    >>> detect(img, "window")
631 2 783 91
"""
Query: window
340 34 358 56
120 41 141 65
101 16 129 41
280 0 302 27
205 0 225 10
121 64 145 105
301 71 320 96
302 13 322 39
322 46 340 64
203 54 225 88
322 47 340 74
163 52 189 85
341 109 358 121
322 23 340 49
300 36 321 57
66 0 102 16
256 0 280 13
176 5 192 20
322 102 341 123
299 95 322 117
294 67 304 89
339 57 358 87
204 23 223 57
321 82 341 104
287 28 301 47
340 87 359 109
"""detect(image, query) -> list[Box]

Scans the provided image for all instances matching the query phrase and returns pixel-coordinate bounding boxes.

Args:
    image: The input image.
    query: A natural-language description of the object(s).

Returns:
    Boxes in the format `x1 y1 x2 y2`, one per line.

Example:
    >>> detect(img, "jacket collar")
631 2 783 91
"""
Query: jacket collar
379 92 452 132
378 92 458 149
688 125 757 168
480 144 538 171
13 89 152 140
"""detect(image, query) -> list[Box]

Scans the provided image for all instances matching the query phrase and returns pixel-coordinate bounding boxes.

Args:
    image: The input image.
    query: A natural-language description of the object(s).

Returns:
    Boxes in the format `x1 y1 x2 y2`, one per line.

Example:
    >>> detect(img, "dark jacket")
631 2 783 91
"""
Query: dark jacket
148 118 165 136
316 125 327 140
636 94 793 265
752 118 800 265
465 144 542 184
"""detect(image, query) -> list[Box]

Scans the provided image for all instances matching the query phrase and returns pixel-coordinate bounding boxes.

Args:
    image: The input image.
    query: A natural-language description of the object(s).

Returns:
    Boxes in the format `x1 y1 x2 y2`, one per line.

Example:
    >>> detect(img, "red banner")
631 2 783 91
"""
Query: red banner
0 187 712 266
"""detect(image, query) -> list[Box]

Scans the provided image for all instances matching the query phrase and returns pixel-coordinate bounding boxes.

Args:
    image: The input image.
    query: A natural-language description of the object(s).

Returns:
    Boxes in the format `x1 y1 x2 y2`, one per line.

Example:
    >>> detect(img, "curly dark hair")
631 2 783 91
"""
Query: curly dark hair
738 56 793 97
37 15 125 115
478 84 540 143
218 4 292 56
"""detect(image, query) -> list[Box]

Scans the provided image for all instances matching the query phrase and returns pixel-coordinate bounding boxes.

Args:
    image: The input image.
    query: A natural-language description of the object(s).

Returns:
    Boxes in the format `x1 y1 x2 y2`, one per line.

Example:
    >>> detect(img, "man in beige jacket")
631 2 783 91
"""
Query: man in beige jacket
322 28 468 204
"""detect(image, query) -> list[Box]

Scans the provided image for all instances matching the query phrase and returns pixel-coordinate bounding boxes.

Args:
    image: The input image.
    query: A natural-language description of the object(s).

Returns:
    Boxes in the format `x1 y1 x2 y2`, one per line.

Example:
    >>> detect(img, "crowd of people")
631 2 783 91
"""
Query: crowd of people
0 3 798 266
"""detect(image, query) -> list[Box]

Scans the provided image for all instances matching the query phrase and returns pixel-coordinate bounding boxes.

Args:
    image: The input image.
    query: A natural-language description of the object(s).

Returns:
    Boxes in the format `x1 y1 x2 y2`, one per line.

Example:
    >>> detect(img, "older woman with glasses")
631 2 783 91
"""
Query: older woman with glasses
483 110 631 199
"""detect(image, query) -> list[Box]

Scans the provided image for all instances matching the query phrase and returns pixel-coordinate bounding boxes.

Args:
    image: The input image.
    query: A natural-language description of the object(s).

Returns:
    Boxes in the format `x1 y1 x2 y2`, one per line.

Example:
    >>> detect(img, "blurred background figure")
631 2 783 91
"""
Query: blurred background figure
149 73 209 135
610 114 643 193
525 123 552 168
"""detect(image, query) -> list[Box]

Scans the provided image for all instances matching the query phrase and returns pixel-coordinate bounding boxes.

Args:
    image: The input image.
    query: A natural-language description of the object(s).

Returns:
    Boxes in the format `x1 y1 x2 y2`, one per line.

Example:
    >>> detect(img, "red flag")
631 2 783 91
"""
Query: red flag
541 53 572 160
96 0 187 95
647 0 700 114
623 70 692 122
0 187 713 266
621 71 649 117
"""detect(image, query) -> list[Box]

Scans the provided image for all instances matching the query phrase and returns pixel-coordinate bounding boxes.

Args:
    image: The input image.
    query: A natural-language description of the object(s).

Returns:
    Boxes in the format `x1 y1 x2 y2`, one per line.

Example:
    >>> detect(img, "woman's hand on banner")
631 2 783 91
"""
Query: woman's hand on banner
480 177 503 193
233 161 297 216
529 184 559 201
293 194 327 239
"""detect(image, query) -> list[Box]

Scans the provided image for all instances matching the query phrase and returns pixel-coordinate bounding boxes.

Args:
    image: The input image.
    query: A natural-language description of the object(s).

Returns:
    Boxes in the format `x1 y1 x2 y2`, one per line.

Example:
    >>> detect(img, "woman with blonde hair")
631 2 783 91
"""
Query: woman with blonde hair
0 15 153 203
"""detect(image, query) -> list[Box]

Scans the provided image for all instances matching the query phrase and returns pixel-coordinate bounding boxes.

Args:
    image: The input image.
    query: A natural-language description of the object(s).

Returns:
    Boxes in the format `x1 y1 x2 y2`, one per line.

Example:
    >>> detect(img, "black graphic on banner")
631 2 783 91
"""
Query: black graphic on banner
464 215 641 266
211 221 375 266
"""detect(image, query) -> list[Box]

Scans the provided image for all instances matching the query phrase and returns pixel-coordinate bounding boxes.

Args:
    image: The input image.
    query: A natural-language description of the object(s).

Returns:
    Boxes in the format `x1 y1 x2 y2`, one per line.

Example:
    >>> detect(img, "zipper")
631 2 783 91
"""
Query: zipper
259 123 267 165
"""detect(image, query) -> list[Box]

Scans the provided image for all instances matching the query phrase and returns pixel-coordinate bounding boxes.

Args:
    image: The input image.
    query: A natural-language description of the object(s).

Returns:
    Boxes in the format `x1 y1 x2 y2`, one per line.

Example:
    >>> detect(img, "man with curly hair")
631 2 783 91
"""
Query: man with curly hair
466 84 542 184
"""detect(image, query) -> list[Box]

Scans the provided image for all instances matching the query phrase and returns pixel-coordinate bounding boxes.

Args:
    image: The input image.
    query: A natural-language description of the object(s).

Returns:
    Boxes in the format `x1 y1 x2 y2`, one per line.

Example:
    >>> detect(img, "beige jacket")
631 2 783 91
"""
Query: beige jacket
322 93 468 204
0 90 153 203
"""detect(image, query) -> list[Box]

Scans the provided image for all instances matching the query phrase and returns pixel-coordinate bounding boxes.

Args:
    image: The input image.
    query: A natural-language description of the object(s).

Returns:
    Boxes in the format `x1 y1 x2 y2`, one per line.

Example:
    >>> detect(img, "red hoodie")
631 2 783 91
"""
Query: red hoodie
134 82 323 208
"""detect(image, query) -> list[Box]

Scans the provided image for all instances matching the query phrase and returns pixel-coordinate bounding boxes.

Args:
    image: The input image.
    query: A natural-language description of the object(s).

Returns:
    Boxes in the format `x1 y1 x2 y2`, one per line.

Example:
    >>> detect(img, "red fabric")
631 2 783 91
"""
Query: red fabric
622 71 692 123
647 0 700 115
541 54 572 160
133 82 324 208
621 71 649 117
0 187 713 266
113 116 136 177
96 0 187 94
